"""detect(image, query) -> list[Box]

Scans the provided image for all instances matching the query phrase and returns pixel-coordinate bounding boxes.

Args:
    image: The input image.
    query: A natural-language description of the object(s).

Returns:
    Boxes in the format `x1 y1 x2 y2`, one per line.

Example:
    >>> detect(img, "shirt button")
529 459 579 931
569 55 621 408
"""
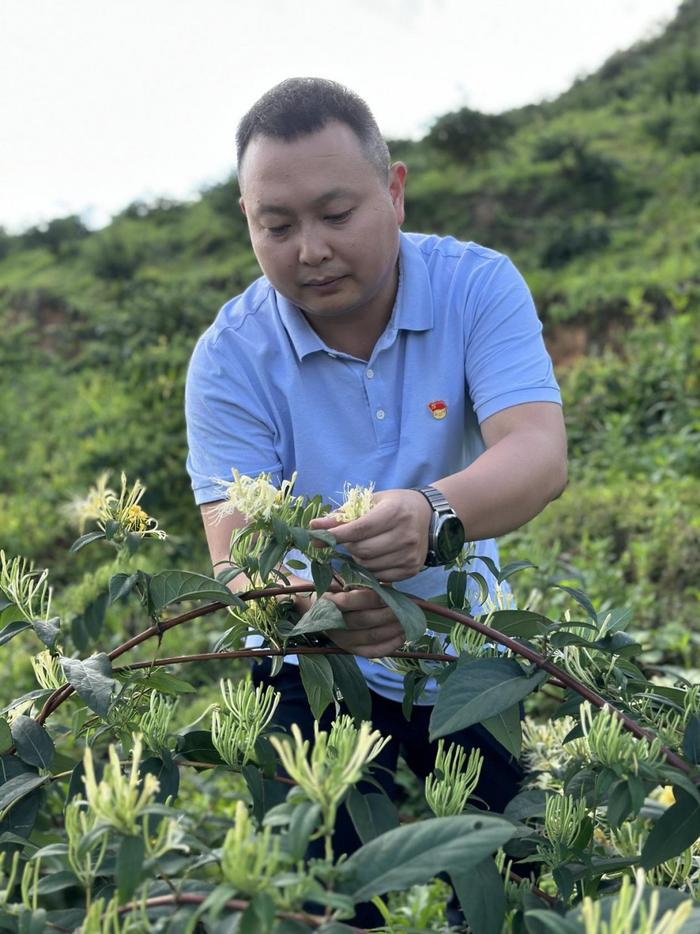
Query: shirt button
376 409 385 420
366 368 374 379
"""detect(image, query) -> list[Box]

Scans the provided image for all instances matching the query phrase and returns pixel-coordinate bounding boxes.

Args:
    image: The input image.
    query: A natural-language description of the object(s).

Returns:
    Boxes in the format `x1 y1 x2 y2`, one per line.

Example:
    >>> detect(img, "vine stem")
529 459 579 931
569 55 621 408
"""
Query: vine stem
37 583 694 777
116 892 359 929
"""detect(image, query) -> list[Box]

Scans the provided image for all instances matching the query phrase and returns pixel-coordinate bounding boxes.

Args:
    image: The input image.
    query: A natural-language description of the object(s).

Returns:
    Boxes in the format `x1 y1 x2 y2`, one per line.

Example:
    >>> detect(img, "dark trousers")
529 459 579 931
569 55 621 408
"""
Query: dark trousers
252 658 523 925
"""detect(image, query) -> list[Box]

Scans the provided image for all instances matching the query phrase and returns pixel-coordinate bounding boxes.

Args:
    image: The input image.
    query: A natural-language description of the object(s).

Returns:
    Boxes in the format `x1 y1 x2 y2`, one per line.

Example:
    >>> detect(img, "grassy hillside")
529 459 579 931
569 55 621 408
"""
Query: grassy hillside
1 0 698 663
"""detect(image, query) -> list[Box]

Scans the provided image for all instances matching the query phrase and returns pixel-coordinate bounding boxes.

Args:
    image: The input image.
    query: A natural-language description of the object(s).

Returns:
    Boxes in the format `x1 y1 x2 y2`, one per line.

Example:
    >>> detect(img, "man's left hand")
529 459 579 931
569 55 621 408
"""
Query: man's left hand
309 489 431 581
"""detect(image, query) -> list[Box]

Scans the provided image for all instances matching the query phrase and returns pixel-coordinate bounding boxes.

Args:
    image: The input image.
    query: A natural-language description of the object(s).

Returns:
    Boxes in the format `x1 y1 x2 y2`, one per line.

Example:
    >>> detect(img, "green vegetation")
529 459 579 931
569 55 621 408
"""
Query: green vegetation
0 13 699 927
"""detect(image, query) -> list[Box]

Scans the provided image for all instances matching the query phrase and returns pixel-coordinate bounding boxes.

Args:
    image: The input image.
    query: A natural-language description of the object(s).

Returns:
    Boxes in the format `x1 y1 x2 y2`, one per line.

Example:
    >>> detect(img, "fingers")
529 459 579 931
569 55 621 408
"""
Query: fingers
328 624 406 659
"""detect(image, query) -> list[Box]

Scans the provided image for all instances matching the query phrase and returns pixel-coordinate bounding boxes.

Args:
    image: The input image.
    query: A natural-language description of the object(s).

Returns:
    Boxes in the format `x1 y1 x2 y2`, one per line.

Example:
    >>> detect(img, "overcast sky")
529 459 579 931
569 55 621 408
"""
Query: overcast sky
0 0 682 232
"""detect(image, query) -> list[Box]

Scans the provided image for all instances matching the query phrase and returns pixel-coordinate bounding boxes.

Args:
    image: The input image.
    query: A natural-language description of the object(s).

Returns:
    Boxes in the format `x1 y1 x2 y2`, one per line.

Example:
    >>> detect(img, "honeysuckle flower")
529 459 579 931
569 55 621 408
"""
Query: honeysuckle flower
580 702 663 776
62 472 116 534
269 716 390 836
81 735 160 836
332 481 375 522
30 650 65 690
220 800 286 897
211 679 280 770
64 472 166 543
538 793 588 870
580 869 692 934
212 469 300 523
139 692 177 754
0 551 52 628
425 740 483 817
521 715 585 789
0 852 21 908
65 798 108 890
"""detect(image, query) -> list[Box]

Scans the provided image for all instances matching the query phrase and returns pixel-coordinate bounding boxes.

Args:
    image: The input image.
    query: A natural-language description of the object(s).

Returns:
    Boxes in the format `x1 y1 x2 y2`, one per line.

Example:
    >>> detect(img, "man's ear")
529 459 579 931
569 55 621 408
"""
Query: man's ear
239 196 247 217
388 162 407 226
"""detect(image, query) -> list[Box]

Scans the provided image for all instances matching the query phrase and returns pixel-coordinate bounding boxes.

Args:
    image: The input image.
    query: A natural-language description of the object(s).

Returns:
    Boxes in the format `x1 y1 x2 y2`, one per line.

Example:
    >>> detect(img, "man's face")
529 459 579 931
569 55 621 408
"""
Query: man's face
239 121 406 328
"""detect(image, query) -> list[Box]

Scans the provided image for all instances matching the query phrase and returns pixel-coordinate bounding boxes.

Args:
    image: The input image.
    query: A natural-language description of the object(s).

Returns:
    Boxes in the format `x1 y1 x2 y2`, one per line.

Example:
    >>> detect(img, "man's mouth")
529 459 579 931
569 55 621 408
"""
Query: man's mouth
303 275 344 287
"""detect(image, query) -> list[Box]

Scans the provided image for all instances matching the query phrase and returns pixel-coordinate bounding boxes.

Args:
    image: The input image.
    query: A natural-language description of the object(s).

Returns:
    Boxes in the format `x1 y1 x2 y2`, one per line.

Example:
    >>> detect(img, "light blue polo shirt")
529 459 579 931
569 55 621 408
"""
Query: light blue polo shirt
185 232 561 703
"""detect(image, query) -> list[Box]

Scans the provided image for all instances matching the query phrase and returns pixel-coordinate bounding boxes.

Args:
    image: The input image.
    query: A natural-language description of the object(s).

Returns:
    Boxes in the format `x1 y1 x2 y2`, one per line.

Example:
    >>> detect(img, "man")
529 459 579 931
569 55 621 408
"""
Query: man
185 77 566 820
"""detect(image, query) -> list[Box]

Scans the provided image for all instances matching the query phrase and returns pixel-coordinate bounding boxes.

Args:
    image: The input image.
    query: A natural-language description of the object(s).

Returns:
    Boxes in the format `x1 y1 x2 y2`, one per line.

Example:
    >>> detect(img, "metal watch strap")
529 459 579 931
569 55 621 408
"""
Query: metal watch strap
415 485 453 516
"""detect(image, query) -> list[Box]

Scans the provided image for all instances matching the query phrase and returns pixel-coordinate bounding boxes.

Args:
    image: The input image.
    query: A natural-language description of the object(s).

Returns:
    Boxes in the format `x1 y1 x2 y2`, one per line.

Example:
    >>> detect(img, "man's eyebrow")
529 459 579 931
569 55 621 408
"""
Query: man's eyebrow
256 188 355 217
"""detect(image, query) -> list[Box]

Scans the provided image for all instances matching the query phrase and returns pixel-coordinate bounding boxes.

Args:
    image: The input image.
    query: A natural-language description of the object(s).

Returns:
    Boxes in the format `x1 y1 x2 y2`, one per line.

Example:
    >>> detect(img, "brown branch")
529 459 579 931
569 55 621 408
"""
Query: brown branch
117 891 364 930
36 583 694 779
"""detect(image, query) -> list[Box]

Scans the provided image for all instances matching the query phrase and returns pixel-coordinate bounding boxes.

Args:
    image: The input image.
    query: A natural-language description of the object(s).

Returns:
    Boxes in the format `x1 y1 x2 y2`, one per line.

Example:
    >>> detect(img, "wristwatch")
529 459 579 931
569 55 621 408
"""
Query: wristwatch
414 486 465 567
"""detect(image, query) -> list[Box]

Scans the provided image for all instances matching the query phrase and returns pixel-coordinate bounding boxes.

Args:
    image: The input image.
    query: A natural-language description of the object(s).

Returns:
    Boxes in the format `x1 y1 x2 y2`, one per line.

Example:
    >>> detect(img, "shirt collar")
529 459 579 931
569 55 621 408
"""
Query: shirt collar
276 231 434 361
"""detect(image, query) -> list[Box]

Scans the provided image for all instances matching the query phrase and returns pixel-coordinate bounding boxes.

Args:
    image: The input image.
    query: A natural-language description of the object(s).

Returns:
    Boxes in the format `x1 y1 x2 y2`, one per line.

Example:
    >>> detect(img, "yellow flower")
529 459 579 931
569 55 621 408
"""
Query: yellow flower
658 785 676 807
212 469 300 523
332 482 375 522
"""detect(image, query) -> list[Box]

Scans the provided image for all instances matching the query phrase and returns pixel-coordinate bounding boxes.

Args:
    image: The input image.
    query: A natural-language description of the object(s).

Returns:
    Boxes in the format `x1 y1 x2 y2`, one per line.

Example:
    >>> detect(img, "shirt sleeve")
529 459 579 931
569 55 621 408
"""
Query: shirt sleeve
185 334 282 504
463 254 561 423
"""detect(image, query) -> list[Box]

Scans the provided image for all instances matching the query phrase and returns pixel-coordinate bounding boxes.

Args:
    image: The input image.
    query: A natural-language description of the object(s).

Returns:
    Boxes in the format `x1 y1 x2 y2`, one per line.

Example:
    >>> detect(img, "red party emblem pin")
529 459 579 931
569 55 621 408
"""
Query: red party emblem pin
428 400 447 420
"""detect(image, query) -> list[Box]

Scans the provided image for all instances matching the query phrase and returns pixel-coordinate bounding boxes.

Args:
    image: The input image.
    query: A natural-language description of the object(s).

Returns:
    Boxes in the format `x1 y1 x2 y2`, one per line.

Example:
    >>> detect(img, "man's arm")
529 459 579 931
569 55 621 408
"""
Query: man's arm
310 401 567 582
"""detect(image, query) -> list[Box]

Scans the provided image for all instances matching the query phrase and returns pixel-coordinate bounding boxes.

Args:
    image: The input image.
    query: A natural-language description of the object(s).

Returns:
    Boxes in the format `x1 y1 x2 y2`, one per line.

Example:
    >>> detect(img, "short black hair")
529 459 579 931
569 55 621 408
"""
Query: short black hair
236 77 390 181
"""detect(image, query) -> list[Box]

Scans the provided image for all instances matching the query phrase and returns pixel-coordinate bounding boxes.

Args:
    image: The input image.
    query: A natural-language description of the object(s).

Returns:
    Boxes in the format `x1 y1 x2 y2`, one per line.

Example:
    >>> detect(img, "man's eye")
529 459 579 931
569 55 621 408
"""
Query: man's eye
267 225 290 236
325 210 353 224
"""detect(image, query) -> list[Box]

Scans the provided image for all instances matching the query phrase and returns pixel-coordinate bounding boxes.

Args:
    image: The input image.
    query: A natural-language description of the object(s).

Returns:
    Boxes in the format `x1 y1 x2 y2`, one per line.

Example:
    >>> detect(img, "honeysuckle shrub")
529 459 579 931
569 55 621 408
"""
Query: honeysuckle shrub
1 474 700 932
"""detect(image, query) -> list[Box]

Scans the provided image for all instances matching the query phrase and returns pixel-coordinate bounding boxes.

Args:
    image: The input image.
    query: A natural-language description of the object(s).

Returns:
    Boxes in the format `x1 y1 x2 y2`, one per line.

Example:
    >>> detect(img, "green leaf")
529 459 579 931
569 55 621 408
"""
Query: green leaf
240 893 276 934
109 572 138 603
607 779 635 829
140 671 196 695
33 617 60 649
504 788 547 822
344 789 400 844
337 813 514 902
550 584 597 623
0 619 31 646
61 653 117 718
36 870 79 895
487 610 549 639
243 764 288 824
641 787 700 869
291 597 346 636
258 541 289 583
284 802 322 861
498 560 537 582
467 570 490 605
148 570 244 612
71 593 109 651
451 856 505 934
175 730 224 768
447 570 467 609
0 773 48 815
116 833 145 904
524 911 580 934
683 715 700 764
0 720 12 756
140 756 179 804
11 717 54 769
69 531 106 553
298 654 335 720
482 703 522 759
327 654 372 722
430 656 546 741
310 560 333 598
340 564 426 642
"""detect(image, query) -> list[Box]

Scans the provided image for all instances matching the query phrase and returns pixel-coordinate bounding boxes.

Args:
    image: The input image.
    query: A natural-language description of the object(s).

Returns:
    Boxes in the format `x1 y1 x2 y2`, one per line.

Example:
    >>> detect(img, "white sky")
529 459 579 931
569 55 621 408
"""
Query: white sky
0 0 682 232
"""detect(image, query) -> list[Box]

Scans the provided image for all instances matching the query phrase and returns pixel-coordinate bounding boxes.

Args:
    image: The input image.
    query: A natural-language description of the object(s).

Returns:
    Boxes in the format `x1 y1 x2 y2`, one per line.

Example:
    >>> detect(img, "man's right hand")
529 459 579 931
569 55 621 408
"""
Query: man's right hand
321 586 406 658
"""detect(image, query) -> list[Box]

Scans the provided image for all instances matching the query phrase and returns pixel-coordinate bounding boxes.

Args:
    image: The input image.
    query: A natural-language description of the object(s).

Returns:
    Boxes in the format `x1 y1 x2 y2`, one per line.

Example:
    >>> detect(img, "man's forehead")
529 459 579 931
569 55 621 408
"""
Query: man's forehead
239 122 374 190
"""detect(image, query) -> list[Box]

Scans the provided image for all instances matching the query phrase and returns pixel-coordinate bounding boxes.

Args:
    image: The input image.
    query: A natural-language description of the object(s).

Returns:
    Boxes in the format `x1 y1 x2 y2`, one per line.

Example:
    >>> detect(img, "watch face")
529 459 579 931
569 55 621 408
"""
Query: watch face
436 516 465 563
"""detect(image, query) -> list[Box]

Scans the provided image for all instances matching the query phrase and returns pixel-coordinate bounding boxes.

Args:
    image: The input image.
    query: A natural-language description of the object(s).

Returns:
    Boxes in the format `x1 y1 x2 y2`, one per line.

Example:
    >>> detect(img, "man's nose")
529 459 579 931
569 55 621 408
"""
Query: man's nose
297 225 332 266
